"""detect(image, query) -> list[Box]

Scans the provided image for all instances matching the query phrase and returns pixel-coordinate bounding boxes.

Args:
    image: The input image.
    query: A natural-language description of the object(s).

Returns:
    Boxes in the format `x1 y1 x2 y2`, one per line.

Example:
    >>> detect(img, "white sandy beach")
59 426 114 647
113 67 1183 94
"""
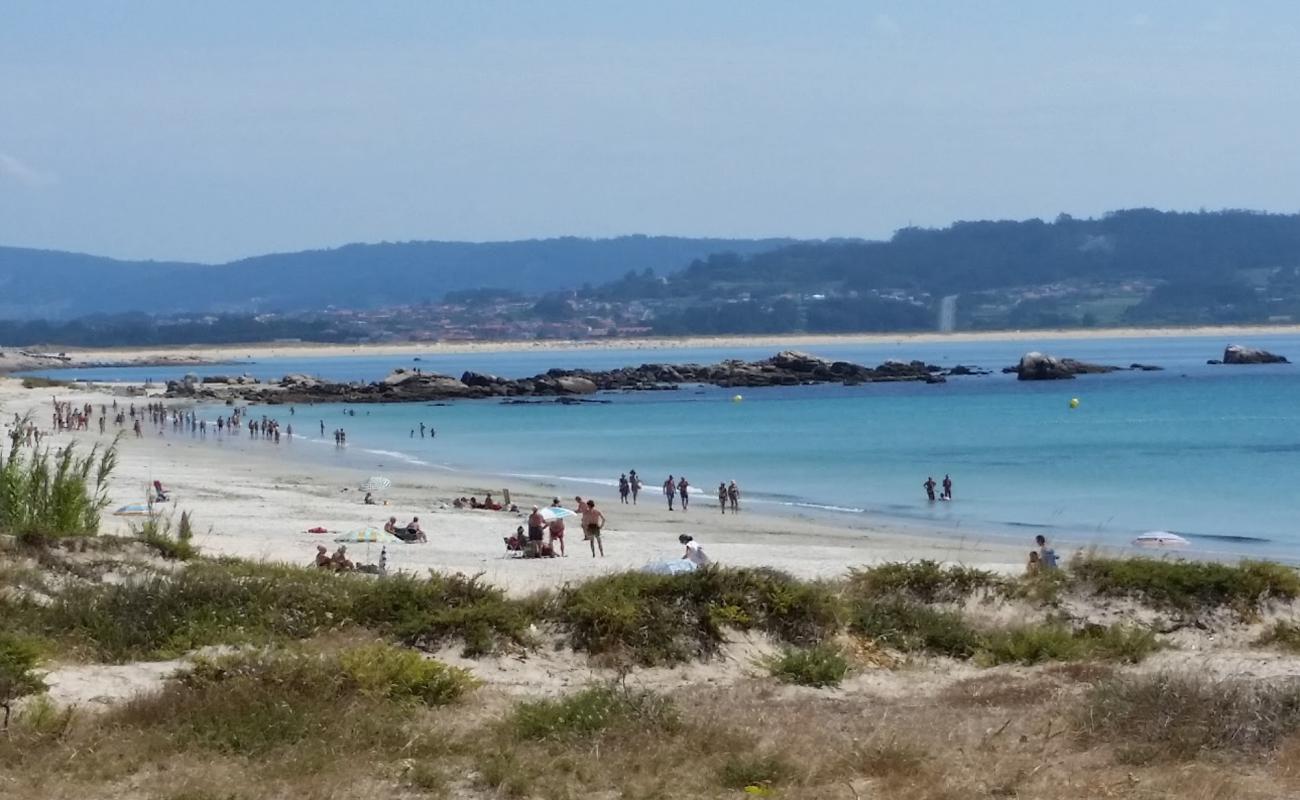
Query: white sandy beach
3 322 1300 374
0 377 1029 594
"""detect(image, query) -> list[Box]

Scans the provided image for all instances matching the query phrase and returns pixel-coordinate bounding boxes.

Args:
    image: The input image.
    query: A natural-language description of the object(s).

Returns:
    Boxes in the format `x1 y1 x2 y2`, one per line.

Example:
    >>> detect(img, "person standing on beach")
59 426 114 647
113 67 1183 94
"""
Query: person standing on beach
678 477 690 511
942 474 953 500
923 476 937 501
629 470 641 504
582 500 605 557
728 480 741 512
663 475 675 510
717 482 728 514
419 422 426 439
320 420 325 437
618 474 630 504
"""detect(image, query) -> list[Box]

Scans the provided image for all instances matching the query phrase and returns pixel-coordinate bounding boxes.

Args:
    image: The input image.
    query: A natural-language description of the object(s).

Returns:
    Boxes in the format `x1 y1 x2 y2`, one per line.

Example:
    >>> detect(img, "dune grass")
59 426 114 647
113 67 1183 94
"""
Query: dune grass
847 560 1004 603
1077 673 1300 763
978 623 1160 666
0 435 117 545
763 642 850 687
1071 556 1300 613
1254 620 1300 653
26 559 535 661
554 566 841 665
850 596 981 658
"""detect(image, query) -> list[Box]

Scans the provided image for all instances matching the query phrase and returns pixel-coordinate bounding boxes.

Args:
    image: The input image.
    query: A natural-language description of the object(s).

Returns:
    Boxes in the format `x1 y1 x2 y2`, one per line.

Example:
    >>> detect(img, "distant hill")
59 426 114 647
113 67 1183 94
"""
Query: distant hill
593 209 1300 332
0 236 796 319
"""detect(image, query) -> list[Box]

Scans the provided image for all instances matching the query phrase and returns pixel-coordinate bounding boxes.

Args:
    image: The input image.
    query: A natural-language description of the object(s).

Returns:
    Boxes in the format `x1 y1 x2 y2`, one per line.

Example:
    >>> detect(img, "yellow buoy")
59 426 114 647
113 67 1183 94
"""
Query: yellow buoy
732 394 743 403
1069 398 1080 409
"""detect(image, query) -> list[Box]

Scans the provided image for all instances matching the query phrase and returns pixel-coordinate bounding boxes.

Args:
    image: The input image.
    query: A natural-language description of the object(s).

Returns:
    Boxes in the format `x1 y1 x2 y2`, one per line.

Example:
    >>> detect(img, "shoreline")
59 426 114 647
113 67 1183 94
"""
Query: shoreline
4 322 1300 373
0 376 1050 592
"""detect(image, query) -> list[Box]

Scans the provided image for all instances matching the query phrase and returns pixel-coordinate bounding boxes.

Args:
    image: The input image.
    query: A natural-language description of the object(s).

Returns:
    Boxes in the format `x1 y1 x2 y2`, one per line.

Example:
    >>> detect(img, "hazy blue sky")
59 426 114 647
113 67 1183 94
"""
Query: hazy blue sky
2 1 1298 262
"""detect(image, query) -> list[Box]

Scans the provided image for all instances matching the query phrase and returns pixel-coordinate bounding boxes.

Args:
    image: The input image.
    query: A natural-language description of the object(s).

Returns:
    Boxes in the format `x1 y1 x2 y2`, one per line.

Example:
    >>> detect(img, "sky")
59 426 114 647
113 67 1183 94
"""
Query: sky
2 1 1299 263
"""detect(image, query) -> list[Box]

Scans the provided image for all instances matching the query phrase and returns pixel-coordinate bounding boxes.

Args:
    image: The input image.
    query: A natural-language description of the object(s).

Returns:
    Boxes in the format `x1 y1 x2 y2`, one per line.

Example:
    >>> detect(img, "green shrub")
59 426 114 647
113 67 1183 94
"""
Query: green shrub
1071 556 1300 613
847 561 1002 603
764 643 850 687
510 684 676 741
977 623 1159 666
717 752 792 789
555 567 840 666
338 642 478 705
850 596 980 658
1077 674 1300 762
37 560 534 661
0 434 116 543
116 644 471 755
133 512 199 561
1254 621 1300 653
0 632 47 730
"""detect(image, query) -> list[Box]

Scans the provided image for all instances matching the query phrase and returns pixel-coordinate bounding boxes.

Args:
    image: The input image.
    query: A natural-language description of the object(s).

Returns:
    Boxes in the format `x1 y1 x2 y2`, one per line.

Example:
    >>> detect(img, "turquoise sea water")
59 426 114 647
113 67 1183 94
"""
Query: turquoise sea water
32 334 1300 558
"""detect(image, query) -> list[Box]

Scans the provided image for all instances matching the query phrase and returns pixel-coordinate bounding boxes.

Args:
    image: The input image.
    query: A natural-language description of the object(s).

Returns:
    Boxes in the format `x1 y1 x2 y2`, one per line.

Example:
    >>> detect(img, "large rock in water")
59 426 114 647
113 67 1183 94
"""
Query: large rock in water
1015 352 1076 380
1222 344 1289 364
1013 352 1120 380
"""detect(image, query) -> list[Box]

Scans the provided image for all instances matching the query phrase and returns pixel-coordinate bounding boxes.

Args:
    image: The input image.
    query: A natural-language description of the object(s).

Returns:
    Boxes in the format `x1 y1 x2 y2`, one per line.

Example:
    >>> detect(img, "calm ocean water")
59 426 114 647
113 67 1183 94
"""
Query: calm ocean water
33 334 1300 558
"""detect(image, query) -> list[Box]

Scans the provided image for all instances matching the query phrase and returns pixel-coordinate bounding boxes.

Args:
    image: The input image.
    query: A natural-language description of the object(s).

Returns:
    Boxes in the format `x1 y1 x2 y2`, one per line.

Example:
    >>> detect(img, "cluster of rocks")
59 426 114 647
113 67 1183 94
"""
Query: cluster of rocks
159 342 1290 400
166 351 958 403
1004 352 1165 380
1210 344 1290 365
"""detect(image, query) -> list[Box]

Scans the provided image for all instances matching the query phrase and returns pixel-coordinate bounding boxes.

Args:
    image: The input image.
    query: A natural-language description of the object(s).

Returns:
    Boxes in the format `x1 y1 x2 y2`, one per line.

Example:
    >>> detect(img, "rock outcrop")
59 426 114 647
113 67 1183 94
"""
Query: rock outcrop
1221 345 1289 365
1007 352 1122 380
165 351 953 403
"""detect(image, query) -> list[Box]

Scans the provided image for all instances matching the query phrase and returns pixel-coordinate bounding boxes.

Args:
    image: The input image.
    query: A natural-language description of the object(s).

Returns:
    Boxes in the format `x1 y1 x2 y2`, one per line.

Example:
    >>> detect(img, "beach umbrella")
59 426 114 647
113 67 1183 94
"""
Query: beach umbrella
1133 531 1189 547
360 476 392 492
539 506 576 522
113 503 154 517
335 527 401 544
640 559 697 576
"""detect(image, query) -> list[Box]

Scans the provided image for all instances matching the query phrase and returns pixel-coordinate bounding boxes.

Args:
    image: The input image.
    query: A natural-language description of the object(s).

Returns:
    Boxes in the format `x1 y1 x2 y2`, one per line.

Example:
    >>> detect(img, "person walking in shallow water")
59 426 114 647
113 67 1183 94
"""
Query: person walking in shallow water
942 474 953 500
663 475 675 510
923 476 937 501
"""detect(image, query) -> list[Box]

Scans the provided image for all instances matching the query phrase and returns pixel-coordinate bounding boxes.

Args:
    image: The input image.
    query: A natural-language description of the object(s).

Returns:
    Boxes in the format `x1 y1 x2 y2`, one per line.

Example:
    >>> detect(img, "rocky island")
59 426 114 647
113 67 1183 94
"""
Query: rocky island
166 351 961 404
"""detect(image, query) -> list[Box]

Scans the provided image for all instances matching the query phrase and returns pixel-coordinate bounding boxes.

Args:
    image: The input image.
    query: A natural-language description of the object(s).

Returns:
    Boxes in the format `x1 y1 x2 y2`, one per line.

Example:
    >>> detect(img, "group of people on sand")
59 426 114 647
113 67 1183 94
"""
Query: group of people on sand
384 515 427 543
1025 534 1060 575
510 496 606 558
452 494 506 511
922 474 954 502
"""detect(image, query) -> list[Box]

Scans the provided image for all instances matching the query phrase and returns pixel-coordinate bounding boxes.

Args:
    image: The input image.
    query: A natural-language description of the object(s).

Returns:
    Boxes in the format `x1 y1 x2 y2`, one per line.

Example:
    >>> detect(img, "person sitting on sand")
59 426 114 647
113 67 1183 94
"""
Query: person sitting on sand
1035 534 1059 570
680 534 712 567
363 491 376 505
483 493 501 511
384 516 400 536
582 500 606 558
313 545 332 569
1025 550 1041 576
405 517 427 543
452 497 466 509
330 546 354 571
